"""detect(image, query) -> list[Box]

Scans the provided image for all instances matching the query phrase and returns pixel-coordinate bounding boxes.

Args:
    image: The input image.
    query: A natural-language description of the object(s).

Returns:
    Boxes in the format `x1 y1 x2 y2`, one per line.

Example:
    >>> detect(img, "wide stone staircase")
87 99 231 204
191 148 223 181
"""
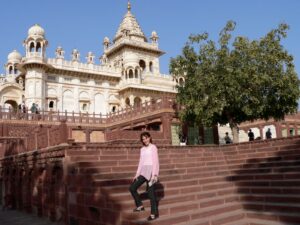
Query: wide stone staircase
65 138 300 225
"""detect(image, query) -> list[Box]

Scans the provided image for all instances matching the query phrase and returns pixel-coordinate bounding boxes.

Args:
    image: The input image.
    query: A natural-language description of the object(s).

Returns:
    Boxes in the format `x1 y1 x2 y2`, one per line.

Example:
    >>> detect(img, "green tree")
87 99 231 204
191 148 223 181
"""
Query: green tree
170 21 300 143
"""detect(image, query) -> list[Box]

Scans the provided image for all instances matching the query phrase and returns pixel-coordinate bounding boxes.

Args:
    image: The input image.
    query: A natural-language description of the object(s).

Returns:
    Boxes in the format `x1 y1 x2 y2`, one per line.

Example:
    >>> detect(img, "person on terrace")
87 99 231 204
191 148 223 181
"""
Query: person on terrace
129 132 160 221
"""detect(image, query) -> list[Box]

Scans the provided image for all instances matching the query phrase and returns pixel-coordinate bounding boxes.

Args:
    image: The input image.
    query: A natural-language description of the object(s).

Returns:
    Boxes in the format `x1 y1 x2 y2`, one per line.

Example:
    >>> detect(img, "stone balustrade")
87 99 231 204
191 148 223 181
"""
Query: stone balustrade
0 97 176 125
47 58 121 77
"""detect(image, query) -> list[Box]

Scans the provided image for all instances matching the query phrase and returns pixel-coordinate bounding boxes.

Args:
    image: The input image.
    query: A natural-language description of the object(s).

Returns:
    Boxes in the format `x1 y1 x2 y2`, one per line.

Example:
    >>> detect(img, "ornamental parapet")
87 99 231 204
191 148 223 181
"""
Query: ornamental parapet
106 38 164 56
0 76 23 88
47 58 121 77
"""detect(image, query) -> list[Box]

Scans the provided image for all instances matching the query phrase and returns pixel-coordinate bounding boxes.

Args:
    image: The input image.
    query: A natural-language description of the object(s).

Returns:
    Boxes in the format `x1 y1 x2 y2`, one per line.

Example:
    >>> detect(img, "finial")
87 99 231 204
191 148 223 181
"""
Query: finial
127 0 131 12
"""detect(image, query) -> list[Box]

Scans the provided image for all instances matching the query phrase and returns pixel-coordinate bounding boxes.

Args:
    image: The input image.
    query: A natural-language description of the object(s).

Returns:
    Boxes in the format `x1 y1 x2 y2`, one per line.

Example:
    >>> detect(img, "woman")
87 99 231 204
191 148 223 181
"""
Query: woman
129 132 159 221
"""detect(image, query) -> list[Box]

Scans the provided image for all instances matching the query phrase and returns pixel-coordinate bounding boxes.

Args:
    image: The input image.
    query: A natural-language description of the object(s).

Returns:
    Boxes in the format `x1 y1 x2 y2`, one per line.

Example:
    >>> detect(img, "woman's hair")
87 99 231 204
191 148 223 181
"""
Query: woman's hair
140 131 152 145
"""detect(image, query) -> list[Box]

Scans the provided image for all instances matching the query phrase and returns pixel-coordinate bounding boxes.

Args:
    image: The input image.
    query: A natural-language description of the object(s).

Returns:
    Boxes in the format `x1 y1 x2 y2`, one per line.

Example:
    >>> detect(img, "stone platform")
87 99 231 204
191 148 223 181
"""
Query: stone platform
0 207 61 225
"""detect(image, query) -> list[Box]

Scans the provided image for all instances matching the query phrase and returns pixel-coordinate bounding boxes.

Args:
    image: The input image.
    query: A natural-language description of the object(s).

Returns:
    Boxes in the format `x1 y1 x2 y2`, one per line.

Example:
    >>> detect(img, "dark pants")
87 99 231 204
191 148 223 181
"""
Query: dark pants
129 175 158 215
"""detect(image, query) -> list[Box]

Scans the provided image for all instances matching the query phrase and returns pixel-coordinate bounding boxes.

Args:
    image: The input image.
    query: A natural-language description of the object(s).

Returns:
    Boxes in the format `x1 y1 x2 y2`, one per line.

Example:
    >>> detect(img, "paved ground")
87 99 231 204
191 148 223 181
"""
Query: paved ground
0 206 61 225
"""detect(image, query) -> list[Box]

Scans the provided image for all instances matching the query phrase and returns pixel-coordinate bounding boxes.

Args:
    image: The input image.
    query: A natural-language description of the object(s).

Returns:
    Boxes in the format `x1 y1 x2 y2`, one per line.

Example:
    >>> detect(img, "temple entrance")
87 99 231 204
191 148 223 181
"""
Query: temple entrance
4 100 18 111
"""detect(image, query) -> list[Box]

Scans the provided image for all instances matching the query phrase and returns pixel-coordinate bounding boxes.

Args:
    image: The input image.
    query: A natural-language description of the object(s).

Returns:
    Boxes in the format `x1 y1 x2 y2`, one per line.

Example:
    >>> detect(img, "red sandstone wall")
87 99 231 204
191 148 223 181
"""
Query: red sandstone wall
1 136 300 224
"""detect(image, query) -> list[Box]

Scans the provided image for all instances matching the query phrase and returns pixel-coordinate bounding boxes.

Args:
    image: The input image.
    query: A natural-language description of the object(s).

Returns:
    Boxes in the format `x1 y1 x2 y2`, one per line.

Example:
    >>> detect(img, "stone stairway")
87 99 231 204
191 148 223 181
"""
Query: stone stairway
64 137 300 225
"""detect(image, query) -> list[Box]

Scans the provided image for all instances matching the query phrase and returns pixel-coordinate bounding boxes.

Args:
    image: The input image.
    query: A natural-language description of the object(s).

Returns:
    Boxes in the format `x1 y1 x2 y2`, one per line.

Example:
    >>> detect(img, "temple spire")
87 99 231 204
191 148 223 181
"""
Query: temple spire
127 0 131 12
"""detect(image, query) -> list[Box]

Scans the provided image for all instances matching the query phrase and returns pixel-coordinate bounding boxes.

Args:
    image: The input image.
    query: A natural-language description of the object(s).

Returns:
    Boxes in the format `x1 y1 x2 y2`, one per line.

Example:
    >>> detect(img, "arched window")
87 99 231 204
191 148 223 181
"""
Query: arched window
82 103 87 111
125 98 130 107
49 101 54 108
149 62 153 73
135 69 139 78
9 66 13 74
134 97 141 107
139 60 146 71
36 42 42 52
29 42 35 52
112 106 116 113
128 69 133 79
14 68 18 74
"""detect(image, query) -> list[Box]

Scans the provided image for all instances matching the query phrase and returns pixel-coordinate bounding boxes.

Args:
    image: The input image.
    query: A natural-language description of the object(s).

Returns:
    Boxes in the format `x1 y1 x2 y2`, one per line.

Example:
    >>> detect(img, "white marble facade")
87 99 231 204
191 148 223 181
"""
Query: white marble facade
0 2 178 115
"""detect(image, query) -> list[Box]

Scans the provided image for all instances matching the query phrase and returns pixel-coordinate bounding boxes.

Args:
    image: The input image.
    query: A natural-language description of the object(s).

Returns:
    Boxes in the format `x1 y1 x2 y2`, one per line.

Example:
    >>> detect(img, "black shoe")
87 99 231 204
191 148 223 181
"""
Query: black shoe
133 206 145 212
147 214 158 221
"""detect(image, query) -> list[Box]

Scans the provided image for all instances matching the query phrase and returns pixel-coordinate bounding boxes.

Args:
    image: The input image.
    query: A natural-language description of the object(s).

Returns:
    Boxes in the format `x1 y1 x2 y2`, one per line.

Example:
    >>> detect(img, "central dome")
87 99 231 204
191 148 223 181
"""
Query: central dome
28 24 45 37
8 50 22 62
114 4 146 43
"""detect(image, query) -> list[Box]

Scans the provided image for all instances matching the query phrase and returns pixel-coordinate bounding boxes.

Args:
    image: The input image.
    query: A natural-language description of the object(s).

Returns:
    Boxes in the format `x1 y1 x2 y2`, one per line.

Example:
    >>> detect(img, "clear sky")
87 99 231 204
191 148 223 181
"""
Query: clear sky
0 0 299 76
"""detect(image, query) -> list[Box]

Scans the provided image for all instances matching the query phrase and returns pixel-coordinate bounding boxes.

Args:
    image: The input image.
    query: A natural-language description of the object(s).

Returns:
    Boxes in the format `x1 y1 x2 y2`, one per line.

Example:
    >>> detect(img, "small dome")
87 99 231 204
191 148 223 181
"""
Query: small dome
28 24 45 37
103 37 110 44
151 31 158 37
7 50 22 62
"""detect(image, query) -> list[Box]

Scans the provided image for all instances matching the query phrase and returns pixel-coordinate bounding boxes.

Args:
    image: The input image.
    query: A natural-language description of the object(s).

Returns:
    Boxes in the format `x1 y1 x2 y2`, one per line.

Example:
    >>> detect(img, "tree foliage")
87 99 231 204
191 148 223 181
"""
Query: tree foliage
170 21 300 142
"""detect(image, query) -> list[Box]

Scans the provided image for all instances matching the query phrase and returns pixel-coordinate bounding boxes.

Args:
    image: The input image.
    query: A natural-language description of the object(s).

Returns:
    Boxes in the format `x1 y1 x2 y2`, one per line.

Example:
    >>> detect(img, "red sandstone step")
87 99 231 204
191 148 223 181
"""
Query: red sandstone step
68 163 300 181
77 183 300 216
74 160 300 181
73 149 300 162
77 186 240 215
248 220 298 225
176 210 247 225
68 151 300 170
67 153 227 164
242 201 300 214
63 143 300 225
70 171 299 199
226 155 300 166
246 211 300 224
68 180 240 208
238 186 300 195
96 171 300 190
16 161 300 188
89 166 227 181
68 147 226 157
128 202 243 225
239 193 300 204
119 192 240 215
103 183 231 201
89 173 232 190
68 190 241 224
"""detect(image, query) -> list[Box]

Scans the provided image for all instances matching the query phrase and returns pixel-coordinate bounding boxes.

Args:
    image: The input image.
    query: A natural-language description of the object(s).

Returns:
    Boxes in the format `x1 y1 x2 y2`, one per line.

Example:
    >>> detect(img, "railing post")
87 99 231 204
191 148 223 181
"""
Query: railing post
47 126 51 147
72 111 75 123
42 109 45 121
35 128 38 150
85 129 91 144
8 107 11 120
59 119 68 143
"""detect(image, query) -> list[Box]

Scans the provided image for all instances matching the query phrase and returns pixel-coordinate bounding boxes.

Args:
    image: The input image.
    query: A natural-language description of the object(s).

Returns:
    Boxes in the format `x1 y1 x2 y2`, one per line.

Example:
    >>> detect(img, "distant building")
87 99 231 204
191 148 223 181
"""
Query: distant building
0 2 180 114
218 113 300 144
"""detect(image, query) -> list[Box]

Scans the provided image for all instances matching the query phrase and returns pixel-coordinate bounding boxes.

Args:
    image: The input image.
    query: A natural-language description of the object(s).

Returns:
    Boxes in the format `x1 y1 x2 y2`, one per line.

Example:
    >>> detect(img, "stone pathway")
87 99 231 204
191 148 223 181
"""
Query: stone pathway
0 207 61 225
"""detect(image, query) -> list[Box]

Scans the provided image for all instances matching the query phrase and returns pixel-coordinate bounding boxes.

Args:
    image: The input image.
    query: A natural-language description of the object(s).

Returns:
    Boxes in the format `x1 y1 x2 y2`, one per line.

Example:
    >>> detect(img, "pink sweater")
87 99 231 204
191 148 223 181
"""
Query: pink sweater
135 144 159 180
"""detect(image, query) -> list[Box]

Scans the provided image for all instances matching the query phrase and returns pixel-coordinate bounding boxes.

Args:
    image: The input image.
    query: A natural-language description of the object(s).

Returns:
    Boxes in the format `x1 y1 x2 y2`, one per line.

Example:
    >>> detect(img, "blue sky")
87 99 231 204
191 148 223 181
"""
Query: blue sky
0 0 299 76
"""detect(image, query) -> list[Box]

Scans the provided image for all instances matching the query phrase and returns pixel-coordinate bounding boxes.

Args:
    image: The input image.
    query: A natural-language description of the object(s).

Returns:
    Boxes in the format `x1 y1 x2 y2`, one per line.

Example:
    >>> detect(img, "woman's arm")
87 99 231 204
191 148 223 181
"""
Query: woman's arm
151 145 159 179
135 148 143 178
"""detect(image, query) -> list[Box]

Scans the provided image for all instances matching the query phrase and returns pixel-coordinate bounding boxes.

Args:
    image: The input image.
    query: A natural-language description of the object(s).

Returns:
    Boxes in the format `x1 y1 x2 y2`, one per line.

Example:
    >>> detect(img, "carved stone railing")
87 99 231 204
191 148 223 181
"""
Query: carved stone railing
0 97 176 125
47 58 121 77
0 121 69 153
106 38 160 54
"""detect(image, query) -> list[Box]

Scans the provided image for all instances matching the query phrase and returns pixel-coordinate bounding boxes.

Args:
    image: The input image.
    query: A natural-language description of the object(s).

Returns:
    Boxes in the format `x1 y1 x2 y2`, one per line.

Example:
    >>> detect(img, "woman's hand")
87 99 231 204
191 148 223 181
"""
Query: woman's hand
133 175 138 182
151 175 158 183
